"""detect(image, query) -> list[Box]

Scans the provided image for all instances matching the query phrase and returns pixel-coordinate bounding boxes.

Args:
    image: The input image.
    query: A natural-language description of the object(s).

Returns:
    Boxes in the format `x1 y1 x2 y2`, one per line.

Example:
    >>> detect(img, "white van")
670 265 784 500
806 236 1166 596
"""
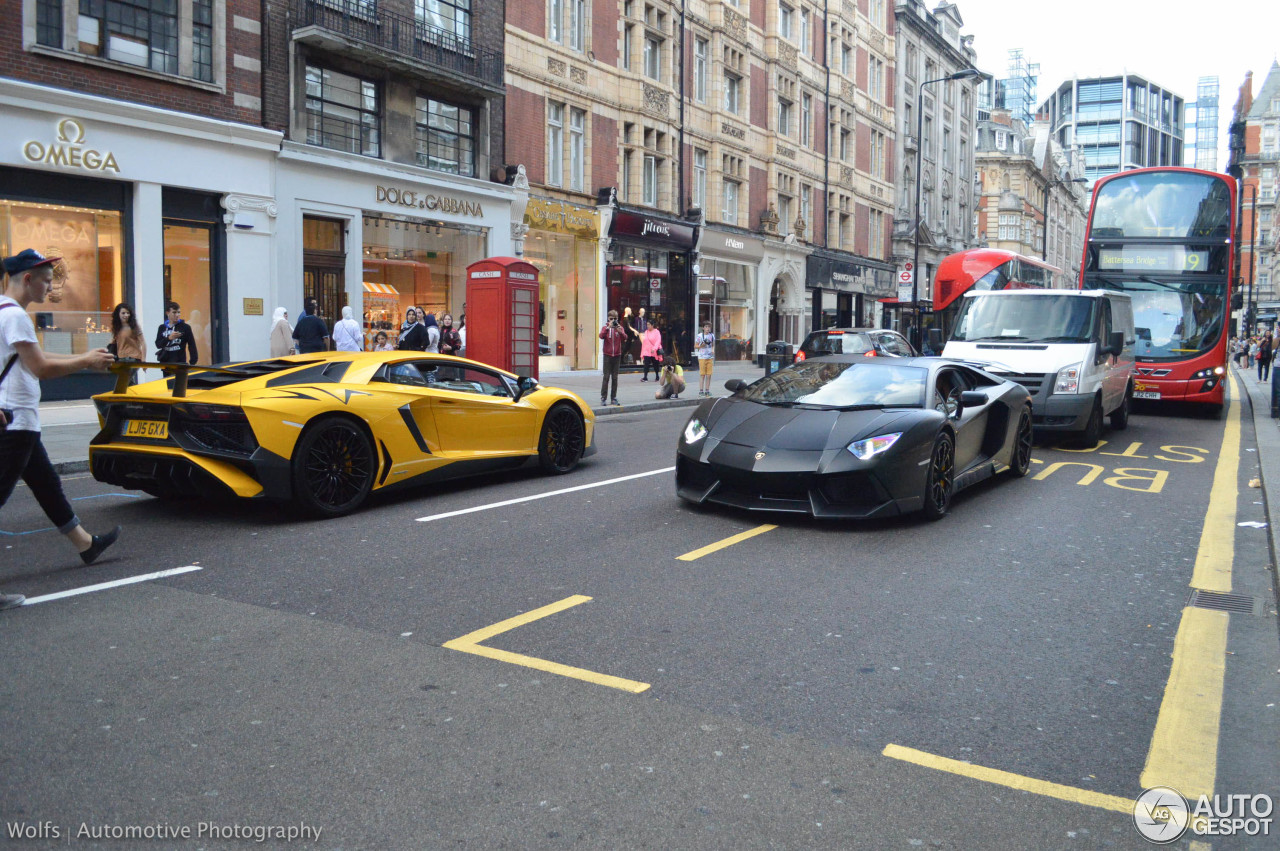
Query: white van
940 289 1135 445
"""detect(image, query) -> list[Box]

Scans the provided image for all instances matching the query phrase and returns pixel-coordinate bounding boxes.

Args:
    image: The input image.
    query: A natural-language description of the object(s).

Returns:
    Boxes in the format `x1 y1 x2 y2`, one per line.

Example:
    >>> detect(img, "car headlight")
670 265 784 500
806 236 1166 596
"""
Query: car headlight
1054 363 1082 394
684 418 708 444
1191 366 1225 379
847 432 902 460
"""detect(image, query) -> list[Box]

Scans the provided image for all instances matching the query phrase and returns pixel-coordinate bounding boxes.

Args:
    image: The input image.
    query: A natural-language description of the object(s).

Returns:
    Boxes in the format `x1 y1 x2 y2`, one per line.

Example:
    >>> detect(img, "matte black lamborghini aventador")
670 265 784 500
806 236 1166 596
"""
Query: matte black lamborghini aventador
675 356 1034 520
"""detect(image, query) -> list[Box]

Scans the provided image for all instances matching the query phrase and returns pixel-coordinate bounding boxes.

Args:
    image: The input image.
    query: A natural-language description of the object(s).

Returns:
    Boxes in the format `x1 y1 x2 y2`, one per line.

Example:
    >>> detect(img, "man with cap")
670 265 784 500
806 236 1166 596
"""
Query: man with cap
0 249 122 611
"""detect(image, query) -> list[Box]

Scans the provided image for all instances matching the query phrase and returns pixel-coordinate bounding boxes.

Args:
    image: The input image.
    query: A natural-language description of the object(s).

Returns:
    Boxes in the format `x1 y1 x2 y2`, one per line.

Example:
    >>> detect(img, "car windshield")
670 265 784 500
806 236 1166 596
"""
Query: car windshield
802 332 873 356
738 361 928 409
952 294 1096 343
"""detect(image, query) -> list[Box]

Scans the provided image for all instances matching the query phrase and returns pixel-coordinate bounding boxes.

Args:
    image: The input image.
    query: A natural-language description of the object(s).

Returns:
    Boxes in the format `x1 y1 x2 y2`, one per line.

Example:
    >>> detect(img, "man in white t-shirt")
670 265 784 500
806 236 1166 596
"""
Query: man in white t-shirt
0 249 121 611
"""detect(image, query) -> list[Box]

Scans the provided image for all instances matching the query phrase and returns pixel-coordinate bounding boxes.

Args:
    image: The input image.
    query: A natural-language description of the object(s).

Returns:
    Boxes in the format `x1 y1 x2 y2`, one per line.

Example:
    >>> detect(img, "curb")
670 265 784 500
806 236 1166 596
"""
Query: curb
53 460 90 475
590 398 702 417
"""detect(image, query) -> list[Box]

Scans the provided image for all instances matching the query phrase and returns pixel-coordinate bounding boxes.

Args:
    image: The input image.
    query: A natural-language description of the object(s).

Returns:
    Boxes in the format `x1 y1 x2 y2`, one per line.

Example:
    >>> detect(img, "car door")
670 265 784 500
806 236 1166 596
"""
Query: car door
424 362 539 457
934 367 987 470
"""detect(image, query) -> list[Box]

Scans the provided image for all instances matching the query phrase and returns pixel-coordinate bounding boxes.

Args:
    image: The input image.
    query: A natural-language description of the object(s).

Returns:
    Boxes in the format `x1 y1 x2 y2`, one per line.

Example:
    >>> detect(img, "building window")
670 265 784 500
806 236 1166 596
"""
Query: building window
694 37 708 103
623 24 634 70
778 98 792 137
799 184 811 235
644 34 661 80
799 8 810 55
68 0 196 78
693 148 707 210
779 4 793 40
841 42 852 76
725 72 741 114
416 0 471 42
869 56 885 101
778 195 792 236
621 150 633 201
569 107 585 191
800 93 811 147
869 0 885 27
547 103 564 187
870 130 886 179
723 180 739 225
192 0 212 81
869 208 884 259
839 128 851 162
415 97 474 176
643 155 658 205
549 0 562 42
305 65 380 157
998 213 1019 241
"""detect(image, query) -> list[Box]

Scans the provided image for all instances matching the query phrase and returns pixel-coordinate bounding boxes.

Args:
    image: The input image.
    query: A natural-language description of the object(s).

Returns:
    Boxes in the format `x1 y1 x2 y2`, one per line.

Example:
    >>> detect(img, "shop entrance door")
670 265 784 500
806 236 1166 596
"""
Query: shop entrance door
162 223 214 365
303 217 347 329
303 264 346 330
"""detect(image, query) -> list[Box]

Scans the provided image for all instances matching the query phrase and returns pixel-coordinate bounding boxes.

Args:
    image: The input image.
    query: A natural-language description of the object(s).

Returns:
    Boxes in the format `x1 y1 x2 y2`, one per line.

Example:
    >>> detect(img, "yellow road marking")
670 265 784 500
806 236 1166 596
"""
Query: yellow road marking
1139 606 1229 799
676 524 777 561
1191 372 1240 593
443 595 650 693
882 744 1134 815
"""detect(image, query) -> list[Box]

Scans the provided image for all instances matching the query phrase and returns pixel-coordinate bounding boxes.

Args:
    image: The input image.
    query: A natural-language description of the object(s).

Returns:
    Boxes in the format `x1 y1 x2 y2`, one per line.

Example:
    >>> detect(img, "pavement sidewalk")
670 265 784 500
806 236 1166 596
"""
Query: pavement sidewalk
36 359 768 475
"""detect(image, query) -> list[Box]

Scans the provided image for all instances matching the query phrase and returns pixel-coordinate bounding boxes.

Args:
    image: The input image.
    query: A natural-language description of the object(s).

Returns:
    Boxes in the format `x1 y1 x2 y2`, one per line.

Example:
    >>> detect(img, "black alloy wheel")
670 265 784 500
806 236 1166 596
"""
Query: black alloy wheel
538 404 586 474
1007 406 1034 478
1110 383 1131 430
922 432 955 520
292 416 375 517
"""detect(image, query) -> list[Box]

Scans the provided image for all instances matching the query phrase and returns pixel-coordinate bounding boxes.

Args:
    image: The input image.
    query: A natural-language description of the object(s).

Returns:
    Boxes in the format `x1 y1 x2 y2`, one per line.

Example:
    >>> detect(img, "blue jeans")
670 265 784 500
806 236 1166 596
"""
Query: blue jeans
0 430 79 532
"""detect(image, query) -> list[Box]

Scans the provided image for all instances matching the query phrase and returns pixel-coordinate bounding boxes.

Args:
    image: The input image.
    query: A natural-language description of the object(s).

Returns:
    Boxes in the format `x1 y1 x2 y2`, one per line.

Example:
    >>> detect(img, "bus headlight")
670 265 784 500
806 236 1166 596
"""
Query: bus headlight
1054 363 1083 395
1191 366 1225 379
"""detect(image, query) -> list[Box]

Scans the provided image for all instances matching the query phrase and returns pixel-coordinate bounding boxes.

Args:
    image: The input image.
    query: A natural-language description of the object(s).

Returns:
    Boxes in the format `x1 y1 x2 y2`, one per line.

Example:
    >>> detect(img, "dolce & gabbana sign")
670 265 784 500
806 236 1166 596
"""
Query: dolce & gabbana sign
376 184 483 217
23 118 120 174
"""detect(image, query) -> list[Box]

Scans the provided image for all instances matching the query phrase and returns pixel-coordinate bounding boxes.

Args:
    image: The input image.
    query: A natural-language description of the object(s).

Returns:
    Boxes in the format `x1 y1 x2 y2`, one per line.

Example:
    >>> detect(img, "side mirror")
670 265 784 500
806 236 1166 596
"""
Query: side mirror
927 328 944 352
724 378 747 393
1231 292 1244 311
513 375 538 402
958 391 987 412
1102 331 1124 356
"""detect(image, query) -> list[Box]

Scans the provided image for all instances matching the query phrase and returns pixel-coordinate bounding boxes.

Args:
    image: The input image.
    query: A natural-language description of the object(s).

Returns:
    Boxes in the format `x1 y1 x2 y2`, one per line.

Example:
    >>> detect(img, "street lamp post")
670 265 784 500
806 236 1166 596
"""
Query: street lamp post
1041 176 1088 263
912 68 983 350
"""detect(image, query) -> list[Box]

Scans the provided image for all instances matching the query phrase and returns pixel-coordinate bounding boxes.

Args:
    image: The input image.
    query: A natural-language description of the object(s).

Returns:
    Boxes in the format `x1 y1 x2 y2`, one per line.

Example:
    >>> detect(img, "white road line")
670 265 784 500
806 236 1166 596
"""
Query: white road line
20 566 203 606
416 466 676 523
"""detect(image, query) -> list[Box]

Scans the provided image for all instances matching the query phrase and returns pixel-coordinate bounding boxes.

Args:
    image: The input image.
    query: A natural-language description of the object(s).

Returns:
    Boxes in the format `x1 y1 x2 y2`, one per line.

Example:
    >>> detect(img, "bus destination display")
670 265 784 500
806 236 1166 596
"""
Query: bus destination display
1097 245 1210 273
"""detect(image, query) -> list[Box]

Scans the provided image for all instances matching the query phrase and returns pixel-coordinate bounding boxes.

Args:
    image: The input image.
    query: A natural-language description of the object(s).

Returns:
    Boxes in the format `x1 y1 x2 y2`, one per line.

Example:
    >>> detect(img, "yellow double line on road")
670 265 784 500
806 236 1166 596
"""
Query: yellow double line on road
886 372 1241 811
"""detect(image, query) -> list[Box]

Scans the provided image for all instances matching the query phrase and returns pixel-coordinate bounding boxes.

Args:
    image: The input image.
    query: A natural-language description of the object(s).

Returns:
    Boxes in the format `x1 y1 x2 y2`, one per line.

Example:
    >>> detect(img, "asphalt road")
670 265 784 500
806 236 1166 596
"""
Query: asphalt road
2 383 1278 849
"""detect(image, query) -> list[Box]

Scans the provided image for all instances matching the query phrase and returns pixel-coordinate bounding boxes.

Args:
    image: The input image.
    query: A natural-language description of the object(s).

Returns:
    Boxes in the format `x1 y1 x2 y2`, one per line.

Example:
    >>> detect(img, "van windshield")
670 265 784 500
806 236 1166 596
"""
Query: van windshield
952 295 1097 344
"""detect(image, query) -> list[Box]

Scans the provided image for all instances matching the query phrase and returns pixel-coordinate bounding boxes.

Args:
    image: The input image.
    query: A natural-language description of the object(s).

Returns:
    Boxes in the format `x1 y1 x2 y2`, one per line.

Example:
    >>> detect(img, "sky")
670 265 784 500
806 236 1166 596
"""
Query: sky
954 0 1280 168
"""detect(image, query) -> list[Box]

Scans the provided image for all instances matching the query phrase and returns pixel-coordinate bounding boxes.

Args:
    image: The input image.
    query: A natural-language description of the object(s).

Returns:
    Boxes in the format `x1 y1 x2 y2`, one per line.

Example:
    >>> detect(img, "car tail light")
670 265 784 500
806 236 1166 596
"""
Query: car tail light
864 350 877 357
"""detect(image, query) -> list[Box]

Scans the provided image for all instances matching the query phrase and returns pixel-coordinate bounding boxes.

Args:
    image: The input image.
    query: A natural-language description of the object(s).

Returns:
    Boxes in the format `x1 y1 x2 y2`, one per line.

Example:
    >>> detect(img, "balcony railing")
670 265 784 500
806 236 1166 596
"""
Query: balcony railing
293 0 503 92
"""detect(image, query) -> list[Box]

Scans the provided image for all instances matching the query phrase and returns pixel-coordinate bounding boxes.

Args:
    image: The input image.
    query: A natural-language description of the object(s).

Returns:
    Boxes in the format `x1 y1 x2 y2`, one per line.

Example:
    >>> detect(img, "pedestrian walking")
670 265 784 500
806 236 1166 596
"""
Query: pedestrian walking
155 301 198 364
332 305 363 352
599 309 627 405
1259 332 1273 382
695 321 716 397
439 313 462 356
269 306 294 357
422 313 441 353
1 249 122 612
640 322 662 381
655 362 685 400
292 298 330 353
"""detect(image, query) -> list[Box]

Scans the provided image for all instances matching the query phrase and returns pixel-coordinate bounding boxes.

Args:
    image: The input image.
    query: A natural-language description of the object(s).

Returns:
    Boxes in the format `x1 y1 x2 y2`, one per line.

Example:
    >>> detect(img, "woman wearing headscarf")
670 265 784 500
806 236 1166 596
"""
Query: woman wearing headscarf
398 307 419 347
422 312 441 353
332 305 364 352
398 307 427 351
269 306 294 357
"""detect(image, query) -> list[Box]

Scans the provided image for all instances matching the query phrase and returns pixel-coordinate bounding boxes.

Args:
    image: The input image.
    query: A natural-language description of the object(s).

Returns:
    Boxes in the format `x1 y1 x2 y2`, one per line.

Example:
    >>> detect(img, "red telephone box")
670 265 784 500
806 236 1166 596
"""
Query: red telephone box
465 257 540 379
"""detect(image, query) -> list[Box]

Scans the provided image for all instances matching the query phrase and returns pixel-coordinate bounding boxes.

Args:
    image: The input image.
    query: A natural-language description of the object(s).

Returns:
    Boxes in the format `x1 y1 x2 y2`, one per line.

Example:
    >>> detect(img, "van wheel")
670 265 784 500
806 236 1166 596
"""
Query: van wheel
1076 399 1103 448
1109 384 1131 430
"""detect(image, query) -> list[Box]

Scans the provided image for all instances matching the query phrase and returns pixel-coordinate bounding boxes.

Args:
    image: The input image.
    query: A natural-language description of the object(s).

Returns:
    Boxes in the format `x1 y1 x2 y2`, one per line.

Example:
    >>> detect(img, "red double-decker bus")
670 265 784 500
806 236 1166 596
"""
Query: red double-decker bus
1080 167 1236 411
930 248 1066 343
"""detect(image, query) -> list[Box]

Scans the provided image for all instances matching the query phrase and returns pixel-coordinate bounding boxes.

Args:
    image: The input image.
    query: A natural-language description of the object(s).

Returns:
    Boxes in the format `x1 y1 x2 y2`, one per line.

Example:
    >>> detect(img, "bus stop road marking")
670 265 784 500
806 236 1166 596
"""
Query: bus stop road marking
882 744 1134 815
443 595 650 694
20 566 203 606
676 524 778 561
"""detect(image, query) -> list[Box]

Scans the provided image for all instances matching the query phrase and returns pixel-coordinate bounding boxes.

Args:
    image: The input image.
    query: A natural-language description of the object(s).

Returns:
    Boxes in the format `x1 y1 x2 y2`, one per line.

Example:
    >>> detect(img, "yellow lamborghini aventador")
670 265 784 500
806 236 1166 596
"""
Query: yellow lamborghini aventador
90 352 596 517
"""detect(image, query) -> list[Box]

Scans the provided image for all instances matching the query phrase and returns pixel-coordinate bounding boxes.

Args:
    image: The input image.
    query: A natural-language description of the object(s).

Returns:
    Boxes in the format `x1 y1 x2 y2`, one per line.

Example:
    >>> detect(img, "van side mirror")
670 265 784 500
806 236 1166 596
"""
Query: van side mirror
724 378 747 393
1103 331 1124 355
927 328 944 352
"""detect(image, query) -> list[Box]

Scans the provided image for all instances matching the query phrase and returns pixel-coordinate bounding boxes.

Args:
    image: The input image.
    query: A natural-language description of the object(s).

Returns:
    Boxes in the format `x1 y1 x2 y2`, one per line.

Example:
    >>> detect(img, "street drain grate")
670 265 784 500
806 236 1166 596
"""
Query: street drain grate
1187 590 1265 616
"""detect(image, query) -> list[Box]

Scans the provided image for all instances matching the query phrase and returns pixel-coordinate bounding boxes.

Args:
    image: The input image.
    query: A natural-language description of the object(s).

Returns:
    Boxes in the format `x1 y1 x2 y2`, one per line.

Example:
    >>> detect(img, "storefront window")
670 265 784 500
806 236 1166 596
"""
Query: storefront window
697 258 756 361
0 200 124 355
361 215 486 347
525 232 597 371
607 245 691 364
163 223 214 365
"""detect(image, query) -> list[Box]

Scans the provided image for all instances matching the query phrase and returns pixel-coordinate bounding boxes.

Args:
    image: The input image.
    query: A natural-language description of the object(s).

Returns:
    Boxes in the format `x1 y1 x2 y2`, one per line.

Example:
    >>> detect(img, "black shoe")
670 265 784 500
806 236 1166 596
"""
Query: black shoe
600 397 607 405
0 593 25 611
80 525 121 565
610 399 620 406
641 377 648 382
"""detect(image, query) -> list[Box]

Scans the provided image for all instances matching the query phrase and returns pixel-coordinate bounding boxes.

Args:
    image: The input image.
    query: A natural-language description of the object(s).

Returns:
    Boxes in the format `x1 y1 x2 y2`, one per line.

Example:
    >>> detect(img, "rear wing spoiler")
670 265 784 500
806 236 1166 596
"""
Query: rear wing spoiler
107 360 246 397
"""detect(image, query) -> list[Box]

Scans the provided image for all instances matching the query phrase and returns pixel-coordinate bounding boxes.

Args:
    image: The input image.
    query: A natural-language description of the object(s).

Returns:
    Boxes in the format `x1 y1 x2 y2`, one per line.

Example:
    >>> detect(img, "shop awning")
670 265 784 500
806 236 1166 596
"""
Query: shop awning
363 282 400 296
